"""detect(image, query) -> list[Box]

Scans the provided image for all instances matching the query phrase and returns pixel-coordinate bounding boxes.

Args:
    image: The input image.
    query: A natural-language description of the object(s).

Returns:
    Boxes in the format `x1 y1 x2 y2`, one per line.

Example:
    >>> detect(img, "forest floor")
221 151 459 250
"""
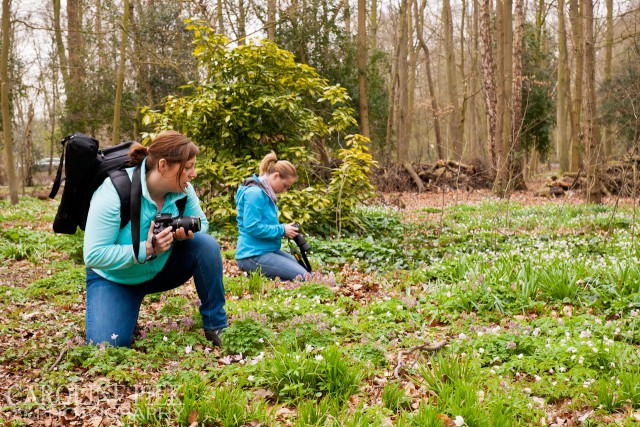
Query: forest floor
2 181 640 426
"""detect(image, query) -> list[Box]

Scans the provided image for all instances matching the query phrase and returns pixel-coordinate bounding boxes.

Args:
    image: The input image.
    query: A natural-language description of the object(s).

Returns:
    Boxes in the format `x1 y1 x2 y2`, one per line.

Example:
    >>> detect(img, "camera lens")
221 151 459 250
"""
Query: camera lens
293 234 311 252
172 216 201 233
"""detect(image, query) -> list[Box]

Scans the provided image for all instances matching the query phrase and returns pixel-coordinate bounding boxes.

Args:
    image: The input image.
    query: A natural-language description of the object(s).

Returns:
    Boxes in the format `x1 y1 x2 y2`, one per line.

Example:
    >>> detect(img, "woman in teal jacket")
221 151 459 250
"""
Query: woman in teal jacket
84 131 227 348
235 152 308 281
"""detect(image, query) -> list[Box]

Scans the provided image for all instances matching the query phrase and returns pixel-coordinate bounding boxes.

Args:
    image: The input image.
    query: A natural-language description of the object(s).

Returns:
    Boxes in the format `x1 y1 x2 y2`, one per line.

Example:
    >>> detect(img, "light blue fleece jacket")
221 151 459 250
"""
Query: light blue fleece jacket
235 174 285 259
83 158 209 285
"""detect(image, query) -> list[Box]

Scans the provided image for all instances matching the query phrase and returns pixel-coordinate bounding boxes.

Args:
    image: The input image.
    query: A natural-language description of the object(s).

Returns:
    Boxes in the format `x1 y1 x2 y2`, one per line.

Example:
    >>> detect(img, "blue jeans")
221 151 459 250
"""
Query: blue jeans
236 250 308 281
85 233 227 347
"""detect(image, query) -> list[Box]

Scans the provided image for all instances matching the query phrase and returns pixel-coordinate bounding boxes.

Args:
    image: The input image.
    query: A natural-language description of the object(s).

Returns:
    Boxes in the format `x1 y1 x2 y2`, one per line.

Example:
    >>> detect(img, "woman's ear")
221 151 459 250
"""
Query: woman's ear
158 158 167 174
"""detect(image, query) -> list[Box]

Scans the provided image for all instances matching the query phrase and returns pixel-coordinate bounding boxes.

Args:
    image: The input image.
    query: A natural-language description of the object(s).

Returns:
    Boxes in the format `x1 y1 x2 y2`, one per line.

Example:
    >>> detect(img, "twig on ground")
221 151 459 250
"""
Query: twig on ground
394 339 448 378
49 340 72 370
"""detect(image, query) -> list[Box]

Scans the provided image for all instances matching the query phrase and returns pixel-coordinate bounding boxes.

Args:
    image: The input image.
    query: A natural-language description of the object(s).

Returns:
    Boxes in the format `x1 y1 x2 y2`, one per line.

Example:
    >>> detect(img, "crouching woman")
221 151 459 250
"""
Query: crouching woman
83 130 227 348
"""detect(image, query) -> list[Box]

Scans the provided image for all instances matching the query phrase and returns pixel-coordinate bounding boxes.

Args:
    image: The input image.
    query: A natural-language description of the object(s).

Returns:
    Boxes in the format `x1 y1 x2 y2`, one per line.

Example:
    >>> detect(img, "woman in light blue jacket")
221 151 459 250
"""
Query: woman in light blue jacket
84 131 227 348
235 152 307 281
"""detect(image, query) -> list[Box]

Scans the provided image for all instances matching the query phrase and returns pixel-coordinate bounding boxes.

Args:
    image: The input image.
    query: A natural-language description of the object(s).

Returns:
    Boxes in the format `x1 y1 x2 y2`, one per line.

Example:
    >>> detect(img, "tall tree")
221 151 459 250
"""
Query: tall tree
1 0 17 204
66 0 87 131
568 0 583 172
603 0 613 157
53 0 69 90
267 0 276 41
508 0 526 191
369 0 378 50
113 0 131 144
443 0 462 159
396 0 410 161
582 0 601 202
494 0 507 192
216 0 224 34
357 0 370 138
557 0 570 172
24 103 34 188
467 0 485 160
414 0 444 159
479 0 498 167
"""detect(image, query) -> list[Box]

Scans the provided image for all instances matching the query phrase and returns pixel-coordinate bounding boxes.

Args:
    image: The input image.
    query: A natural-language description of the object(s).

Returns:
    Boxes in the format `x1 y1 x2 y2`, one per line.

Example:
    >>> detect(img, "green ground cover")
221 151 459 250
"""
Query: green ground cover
1 196 640 426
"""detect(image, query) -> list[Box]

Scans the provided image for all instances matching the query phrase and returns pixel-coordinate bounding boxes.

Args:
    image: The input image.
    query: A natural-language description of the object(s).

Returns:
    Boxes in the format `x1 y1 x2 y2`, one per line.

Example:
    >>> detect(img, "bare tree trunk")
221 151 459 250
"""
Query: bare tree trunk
267 0 276 41
344 0 351 34
1 0 17 204
25 104 34 187
494 0 507 194
397 0 410 161
479 0 498 168
53 0 69 91
582 0 600 203
603 0 613 157
369 0 378 51
132 0 152 110
407 3 417 158
468 0 484 160
357 0 370 138
96 0 106 70
67 0 87 130
384 35 399 164
568 0 583 172
459 0 468 159
557 0 570 172
414 0 444 159
217 0 224 34
509 0 526 191
113 0 130 144
48 59 58 175
238 0 247 45
443 0 462 159
495 0 513 195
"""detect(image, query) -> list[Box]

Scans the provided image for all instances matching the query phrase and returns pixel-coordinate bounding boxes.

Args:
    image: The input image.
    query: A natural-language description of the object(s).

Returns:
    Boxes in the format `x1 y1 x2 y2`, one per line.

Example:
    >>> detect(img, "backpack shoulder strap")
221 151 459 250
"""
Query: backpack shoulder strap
108 169 132 229
48 134 73 199
130 166 143 263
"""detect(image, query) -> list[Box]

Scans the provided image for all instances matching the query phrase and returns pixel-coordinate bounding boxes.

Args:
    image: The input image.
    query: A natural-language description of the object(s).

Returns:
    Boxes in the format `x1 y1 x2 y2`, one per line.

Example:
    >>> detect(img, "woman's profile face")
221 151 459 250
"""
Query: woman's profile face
270 173 296 194
165 156 197 192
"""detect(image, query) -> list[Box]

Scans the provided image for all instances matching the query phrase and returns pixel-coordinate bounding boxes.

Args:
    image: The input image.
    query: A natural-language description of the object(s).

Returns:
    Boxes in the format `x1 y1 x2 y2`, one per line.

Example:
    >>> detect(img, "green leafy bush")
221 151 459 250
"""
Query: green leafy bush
141 21 376 236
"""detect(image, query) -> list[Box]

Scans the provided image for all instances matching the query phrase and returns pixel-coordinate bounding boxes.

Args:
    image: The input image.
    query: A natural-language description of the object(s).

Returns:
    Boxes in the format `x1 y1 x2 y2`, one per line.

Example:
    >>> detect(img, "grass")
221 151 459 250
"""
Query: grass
2 195 640 426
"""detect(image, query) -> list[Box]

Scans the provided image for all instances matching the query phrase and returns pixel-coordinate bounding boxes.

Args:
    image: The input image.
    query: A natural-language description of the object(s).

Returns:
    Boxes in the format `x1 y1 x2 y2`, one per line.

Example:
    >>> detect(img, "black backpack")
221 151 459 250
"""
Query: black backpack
48 133 186 238
49 133 135 234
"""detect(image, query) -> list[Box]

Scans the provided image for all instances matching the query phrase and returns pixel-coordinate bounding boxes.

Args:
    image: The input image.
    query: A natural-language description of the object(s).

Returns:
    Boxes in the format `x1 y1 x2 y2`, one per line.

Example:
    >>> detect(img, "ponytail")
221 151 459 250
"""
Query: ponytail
259 151 297 179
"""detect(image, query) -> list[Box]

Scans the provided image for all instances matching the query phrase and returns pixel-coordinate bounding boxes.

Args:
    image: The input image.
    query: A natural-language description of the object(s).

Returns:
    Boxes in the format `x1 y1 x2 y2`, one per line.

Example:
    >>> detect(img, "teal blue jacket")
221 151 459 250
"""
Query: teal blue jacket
83 159 209 284
235 174 285 259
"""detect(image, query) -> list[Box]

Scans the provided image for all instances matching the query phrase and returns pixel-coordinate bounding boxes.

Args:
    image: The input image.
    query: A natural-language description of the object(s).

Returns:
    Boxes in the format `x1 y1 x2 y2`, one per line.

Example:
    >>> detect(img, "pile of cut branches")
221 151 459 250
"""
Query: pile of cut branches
373 159 494 193
535 157 640 197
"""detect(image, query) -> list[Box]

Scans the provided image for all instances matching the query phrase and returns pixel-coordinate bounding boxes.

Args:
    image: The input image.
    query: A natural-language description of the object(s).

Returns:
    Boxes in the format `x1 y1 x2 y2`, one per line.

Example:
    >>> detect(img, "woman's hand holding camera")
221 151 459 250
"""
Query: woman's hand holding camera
145 222 195 260
284 222 299 239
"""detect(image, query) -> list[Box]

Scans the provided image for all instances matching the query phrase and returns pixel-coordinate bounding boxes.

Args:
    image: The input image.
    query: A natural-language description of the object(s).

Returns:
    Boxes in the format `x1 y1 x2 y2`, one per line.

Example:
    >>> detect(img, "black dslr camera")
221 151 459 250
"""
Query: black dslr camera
292 223 311 252
154 213 201 235
290 223 312 272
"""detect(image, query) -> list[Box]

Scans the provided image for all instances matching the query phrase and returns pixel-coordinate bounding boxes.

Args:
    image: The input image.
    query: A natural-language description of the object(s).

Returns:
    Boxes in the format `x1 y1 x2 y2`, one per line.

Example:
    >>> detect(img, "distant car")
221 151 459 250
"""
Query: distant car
33 157 60 171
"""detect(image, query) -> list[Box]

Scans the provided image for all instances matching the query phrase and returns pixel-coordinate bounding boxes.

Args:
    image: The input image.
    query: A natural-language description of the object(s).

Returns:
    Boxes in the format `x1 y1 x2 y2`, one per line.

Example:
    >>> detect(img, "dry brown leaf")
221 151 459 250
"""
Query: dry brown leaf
88 416 103 427
436 413 456 427
188 409 199 424
253 388 275 400
275 406 296 417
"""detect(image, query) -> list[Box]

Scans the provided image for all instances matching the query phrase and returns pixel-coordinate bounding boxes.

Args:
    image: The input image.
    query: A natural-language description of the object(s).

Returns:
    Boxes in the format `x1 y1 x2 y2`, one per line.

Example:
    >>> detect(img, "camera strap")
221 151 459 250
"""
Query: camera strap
289 240 312 272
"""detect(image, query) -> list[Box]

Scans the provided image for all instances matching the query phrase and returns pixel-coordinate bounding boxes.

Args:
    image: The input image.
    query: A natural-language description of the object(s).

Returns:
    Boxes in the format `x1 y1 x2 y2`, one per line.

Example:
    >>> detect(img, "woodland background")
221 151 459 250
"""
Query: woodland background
0 0 639 207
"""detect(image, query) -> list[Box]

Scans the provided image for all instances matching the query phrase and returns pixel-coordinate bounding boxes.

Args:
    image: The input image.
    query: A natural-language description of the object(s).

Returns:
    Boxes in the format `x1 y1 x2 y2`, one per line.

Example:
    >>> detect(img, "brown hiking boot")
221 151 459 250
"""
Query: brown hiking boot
204 329 223 347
